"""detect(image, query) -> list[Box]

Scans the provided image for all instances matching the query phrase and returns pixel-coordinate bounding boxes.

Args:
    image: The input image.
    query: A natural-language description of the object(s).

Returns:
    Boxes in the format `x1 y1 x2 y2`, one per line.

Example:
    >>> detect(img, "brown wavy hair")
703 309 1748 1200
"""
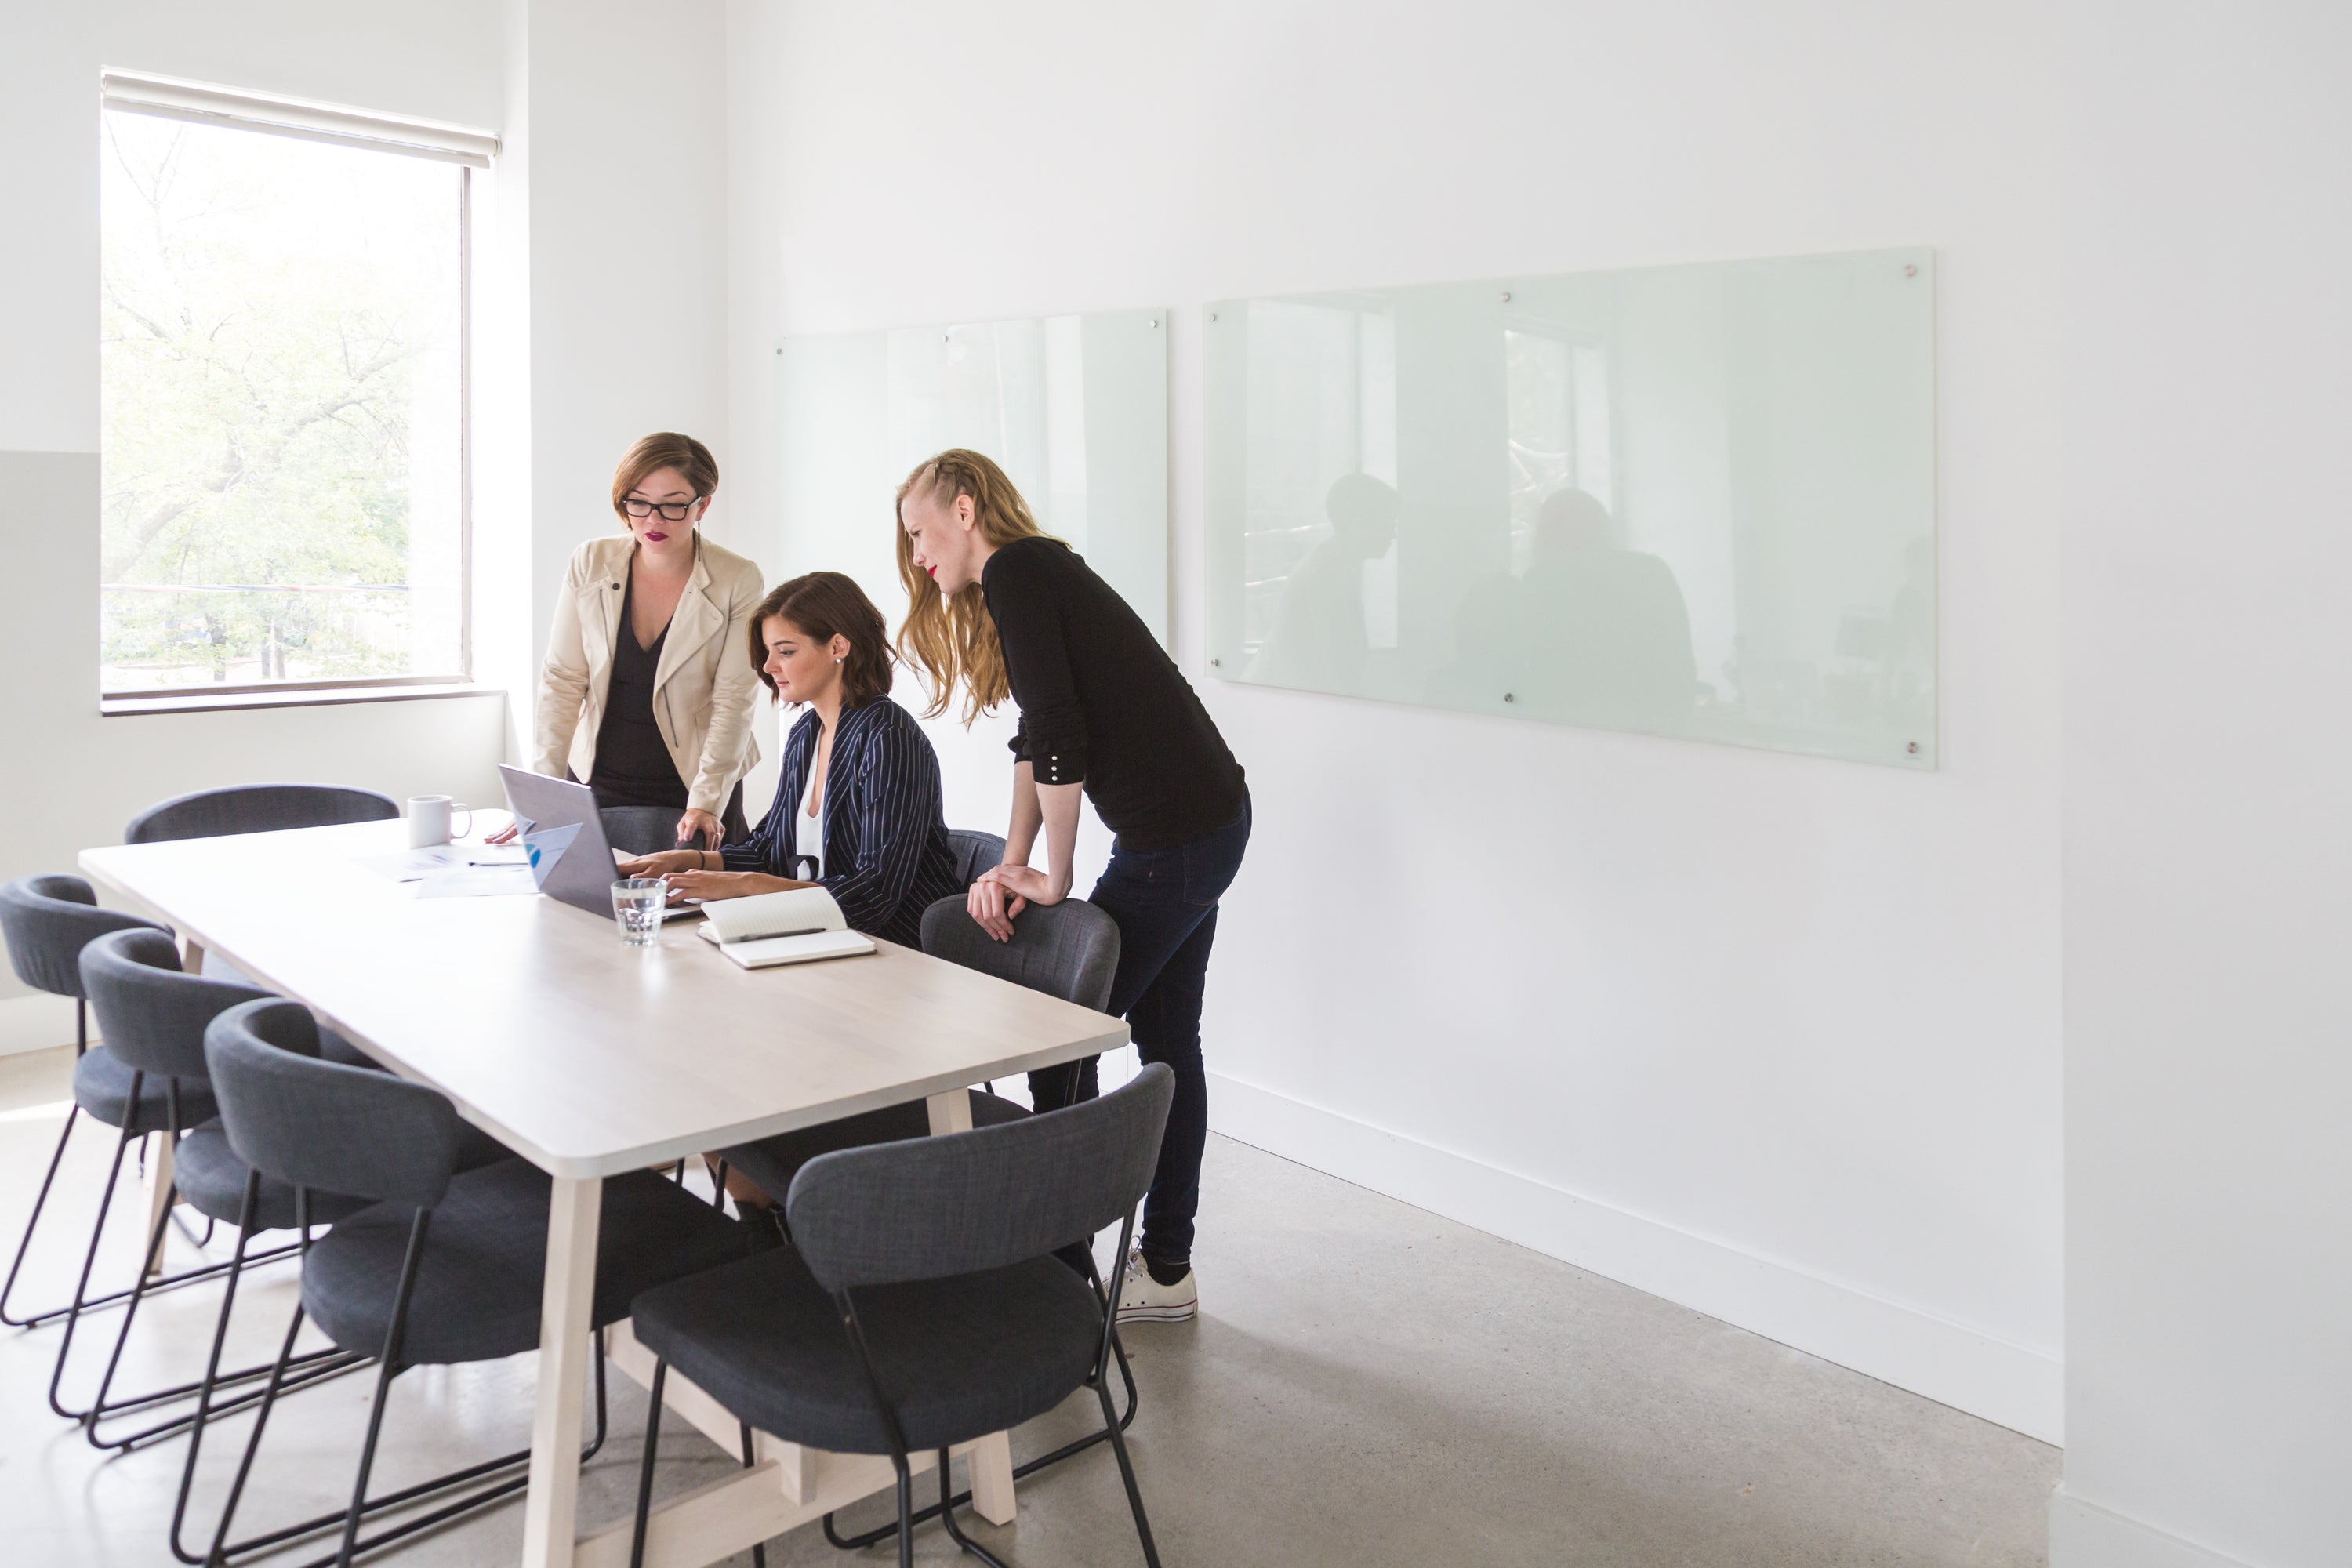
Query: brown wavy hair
894 449 1051 724
747 572 893 709
610 433 719 521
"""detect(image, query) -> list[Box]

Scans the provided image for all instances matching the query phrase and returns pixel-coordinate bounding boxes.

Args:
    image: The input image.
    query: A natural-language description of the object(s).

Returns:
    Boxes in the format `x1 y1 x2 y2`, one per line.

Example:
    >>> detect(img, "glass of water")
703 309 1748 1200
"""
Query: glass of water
611 879 666 946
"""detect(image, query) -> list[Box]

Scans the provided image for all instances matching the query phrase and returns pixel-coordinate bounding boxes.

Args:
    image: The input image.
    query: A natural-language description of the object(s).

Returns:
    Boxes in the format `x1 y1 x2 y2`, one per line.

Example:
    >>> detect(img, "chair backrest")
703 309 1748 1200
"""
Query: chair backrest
126 784 400 845
944 829 1006 887
788 1062 1173 1293
81 928 271 1082
599 806 681 857
920 895 1120 1011
205 998 459 1209
0 874 166 1000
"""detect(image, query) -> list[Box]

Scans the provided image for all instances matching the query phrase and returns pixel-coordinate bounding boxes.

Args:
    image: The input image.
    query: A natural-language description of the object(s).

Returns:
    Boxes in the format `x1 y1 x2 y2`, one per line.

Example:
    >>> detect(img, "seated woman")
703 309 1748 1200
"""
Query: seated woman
621 572 964 1215
619 568 963 946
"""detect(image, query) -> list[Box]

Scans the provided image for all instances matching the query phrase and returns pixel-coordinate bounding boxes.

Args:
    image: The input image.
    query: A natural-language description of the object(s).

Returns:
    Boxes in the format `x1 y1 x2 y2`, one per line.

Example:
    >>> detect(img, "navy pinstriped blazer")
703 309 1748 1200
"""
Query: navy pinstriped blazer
719 697 963 947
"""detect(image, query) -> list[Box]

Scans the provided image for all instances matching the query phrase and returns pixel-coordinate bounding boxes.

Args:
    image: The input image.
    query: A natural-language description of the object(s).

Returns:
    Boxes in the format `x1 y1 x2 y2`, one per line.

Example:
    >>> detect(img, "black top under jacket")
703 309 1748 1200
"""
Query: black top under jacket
590 573 690 811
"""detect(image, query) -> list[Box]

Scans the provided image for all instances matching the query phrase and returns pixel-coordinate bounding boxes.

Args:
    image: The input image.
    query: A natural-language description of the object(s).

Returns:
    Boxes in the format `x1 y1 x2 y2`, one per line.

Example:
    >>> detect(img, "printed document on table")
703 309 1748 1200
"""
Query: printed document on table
355 844 527 883
413 864 539 898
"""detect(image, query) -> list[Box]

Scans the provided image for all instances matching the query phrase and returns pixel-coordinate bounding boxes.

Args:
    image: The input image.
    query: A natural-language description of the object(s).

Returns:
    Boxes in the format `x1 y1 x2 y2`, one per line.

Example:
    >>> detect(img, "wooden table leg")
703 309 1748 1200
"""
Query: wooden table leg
141 1134 175 1278
521 1174 603 1568
924 1090 1016 1525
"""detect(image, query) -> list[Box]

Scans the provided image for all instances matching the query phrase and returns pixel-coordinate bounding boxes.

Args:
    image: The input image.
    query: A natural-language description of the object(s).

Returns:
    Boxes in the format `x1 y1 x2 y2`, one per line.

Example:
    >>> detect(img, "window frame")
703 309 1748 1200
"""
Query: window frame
96 72 493 701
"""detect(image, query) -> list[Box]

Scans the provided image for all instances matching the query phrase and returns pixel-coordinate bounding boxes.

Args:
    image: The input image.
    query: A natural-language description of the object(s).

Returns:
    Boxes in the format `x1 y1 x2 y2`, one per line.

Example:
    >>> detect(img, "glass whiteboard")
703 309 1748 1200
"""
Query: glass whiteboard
1204 249 1936 767
777 310 1169 645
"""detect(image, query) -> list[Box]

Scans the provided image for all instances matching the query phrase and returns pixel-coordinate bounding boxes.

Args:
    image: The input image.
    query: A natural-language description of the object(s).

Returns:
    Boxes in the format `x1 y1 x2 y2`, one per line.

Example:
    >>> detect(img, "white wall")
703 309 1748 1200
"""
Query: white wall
728 0 2065 1439
2053 2 2352 1564
0 1 734 1049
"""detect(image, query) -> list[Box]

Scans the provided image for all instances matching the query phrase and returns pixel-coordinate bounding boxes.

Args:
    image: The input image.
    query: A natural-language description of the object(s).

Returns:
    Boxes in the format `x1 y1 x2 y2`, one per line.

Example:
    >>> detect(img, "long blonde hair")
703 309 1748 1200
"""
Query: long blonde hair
894 449 1052 724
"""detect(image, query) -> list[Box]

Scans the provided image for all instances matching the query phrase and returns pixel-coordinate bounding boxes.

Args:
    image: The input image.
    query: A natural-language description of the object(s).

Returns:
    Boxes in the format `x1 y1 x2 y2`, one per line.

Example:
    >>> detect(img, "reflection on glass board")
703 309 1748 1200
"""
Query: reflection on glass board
777 310 1168 645
1204 249 1936 768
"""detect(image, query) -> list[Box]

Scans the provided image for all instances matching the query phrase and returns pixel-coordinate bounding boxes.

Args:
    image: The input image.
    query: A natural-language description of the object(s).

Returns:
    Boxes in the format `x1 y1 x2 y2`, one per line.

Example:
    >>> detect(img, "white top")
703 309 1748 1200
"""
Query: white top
796 765 825 879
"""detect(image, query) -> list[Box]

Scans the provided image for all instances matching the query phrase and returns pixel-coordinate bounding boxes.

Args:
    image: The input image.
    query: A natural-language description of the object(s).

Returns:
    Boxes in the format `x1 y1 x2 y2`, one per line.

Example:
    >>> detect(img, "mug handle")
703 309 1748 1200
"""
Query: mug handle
450 803 473 840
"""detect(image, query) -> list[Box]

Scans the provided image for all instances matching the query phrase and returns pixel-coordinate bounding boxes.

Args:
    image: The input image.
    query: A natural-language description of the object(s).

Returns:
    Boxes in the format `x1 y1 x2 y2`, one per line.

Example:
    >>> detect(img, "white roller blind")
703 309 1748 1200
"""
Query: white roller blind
100 69 498 168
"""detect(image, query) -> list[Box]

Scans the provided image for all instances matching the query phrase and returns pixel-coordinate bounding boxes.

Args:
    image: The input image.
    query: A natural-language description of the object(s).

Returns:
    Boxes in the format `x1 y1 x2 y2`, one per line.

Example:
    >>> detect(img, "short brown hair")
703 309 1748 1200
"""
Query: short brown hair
750 572 894 708
611 433 719 521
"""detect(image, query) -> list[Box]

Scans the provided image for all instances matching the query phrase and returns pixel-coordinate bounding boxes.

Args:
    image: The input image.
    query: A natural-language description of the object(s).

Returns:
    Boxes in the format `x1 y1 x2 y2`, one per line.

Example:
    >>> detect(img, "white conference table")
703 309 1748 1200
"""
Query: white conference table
79 819 1128 1568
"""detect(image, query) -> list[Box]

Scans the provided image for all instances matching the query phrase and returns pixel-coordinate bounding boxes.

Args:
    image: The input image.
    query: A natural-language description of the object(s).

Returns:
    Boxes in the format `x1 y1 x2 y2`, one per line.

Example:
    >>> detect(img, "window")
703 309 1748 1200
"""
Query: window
98 74 488 695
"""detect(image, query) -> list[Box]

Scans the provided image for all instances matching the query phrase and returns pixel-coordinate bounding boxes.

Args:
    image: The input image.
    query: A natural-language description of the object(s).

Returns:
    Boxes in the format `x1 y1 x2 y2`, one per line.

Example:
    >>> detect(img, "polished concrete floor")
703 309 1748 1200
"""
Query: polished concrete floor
0 1043 2056 1565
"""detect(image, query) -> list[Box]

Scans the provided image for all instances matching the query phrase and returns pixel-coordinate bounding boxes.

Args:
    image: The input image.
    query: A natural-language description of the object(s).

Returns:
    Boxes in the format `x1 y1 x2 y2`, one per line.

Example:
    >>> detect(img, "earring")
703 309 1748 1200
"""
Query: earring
834 656 844 665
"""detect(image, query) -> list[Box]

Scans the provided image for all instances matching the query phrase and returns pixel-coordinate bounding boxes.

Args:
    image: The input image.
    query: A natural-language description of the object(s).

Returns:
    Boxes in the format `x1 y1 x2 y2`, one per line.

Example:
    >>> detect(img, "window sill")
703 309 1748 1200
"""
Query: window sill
101 681 503 718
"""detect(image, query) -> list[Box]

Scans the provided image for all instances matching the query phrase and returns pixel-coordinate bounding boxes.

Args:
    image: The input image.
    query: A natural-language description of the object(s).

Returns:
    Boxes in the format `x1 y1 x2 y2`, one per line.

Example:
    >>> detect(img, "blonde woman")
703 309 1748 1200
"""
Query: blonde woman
517 434 764 848
898 449 1250 1325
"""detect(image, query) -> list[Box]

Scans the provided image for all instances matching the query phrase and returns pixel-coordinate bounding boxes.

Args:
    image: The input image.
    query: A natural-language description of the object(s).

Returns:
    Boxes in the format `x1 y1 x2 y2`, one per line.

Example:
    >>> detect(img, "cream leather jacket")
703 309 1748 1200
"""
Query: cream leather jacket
529 534 765 817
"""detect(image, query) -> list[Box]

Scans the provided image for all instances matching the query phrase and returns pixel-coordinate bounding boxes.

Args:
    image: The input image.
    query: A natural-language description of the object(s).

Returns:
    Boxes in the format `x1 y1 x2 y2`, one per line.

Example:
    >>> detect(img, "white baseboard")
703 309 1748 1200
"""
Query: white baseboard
1205 1070 2064 1444
2049 1488 2253 1568
0 993 78 1058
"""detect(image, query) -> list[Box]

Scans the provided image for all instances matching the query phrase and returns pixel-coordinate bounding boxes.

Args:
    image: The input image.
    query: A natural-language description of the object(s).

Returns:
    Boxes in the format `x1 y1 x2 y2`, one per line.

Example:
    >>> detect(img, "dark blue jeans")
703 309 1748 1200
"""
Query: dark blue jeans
1029 794 1250 1270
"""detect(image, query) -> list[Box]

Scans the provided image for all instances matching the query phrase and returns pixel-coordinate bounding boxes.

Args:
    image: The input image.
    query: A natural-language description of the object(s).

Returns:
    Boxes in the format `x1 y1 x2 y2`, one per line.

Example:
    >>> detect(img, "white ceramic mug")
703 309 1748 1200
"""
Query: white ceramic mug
406 795 473 848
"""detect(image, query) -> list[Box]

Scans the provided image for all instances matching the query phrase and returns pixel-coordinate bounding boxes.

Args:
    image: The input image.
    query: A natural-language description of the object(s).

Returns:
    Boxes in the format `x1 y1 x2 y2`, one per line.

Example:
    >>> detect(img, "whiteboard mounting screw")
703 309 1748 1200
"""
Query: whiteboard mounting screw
1149 318 1160 328
1500 291 1512 303
1503 691 1515 703
1207 311 1218 322
942 333 951 343
1210 657 1221 668
1907 740 1921 754
1904 264 1918 278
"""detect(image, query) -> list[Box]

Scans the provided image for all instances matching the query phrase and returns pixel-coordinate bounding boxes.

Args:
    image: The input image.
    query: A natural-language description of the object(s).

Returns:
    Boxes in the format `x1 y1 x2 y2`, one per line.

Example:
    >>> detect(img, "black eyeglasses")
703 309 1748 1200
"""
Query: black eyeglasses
622 497 702 521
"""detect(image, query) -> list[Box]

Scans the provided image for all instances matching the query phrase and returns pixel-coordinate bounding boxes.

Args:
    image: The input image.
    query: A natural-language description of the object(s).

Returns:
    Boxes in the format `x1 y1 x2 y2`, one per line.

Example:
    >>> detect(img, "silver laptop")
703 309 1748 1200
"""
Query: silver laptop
495 766 702 922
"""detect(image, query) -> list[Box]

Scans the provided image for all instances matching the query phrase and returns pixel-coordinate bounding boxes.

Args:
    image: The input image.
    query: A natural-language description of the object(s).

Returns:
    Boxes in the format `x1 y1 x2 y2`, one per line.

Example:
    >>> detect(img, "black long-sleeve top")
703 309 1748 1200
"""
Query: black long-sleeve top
982 537 1247 851
720 697 962 947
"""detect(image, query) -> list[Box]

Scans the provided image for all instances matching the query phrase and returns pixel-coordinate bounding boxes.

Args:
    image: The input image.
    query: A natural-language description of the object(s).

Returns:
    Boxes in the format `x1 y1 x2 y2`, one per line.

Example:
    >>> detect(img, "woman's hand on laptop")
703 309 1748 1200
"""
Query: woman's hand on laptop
616 849 706 880
659 870 812 903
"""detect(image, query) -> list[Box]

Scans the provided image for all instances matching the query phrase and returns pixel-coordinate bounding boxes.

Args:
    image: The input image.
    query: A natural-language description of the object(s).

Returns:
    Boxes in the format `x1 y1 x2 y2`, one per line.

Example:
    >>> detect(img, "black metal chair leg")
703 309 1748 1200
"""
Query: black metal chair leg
0 1102 81 1327
934 1448 1013 1568
169 1176 260 1565
195 1326 612 1567
895 1456 915 1568
334 1210 427 1568
45 1119 141 1419
739 1421 769 1568
1096 1381 1162 1568
335 1347 405 1566
629 1359 668 1568
207 1298 310 1565
82 1171 178 1437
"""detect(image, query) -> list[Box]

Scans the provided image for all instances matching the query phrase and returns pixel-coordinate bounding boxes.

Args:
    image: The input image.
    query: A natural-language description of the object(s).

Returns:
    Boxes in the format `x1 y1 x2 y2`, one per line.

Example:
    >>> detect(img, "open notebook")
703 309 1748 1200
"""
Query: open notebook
694 886 875 969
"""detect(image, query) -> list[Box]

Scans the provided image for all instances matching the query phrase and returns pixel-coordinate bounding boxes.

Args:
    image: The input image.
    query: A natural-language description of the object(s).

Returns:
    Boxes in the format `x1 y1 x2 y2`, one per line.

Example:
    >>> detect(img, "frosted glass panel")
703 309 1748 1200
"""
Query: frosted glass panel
1206 249 1936 767
778 310 1168 644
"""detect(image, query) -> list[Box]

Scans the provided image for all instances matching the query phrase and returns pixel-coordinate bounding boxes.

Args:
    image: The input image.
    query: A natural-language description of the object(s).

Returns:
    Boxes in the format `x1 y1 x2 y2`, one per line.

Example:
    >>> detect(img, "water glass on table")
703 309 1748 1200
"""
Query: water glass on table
611 878 666 946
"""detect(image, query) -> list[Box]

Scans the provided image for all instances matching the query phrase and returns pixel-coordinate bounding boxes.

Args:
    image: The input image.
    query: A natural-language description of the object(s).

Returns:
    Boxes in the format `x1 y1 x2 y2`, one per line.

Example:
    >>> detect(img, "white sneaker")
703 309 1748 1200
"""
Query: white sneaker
1116 1249 1197 1323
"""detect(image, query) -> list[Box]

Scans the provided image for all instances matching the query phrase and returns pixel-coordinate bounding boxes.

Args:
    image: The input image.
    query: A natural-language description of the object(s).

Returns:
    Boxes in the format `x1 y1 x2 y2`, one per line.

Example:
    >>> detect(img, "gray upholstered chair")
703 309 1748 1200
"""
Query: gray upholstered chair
715 897 1120 1205
601 806 685 857
58 930 281 1439
946 829 1007 887
198 998 752 1568
0 874 166 1330
70 928 400 1495
629 1063 1176 1568
125 783 400 844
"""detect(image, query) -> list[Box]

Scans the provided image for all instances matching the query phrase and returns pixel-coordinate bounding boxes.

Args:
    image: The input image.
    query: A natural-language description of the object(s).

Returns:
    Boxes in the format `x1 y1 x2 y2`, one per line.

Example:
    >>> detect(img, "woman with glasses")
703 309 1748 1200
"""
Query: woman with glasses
514 433 765 848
